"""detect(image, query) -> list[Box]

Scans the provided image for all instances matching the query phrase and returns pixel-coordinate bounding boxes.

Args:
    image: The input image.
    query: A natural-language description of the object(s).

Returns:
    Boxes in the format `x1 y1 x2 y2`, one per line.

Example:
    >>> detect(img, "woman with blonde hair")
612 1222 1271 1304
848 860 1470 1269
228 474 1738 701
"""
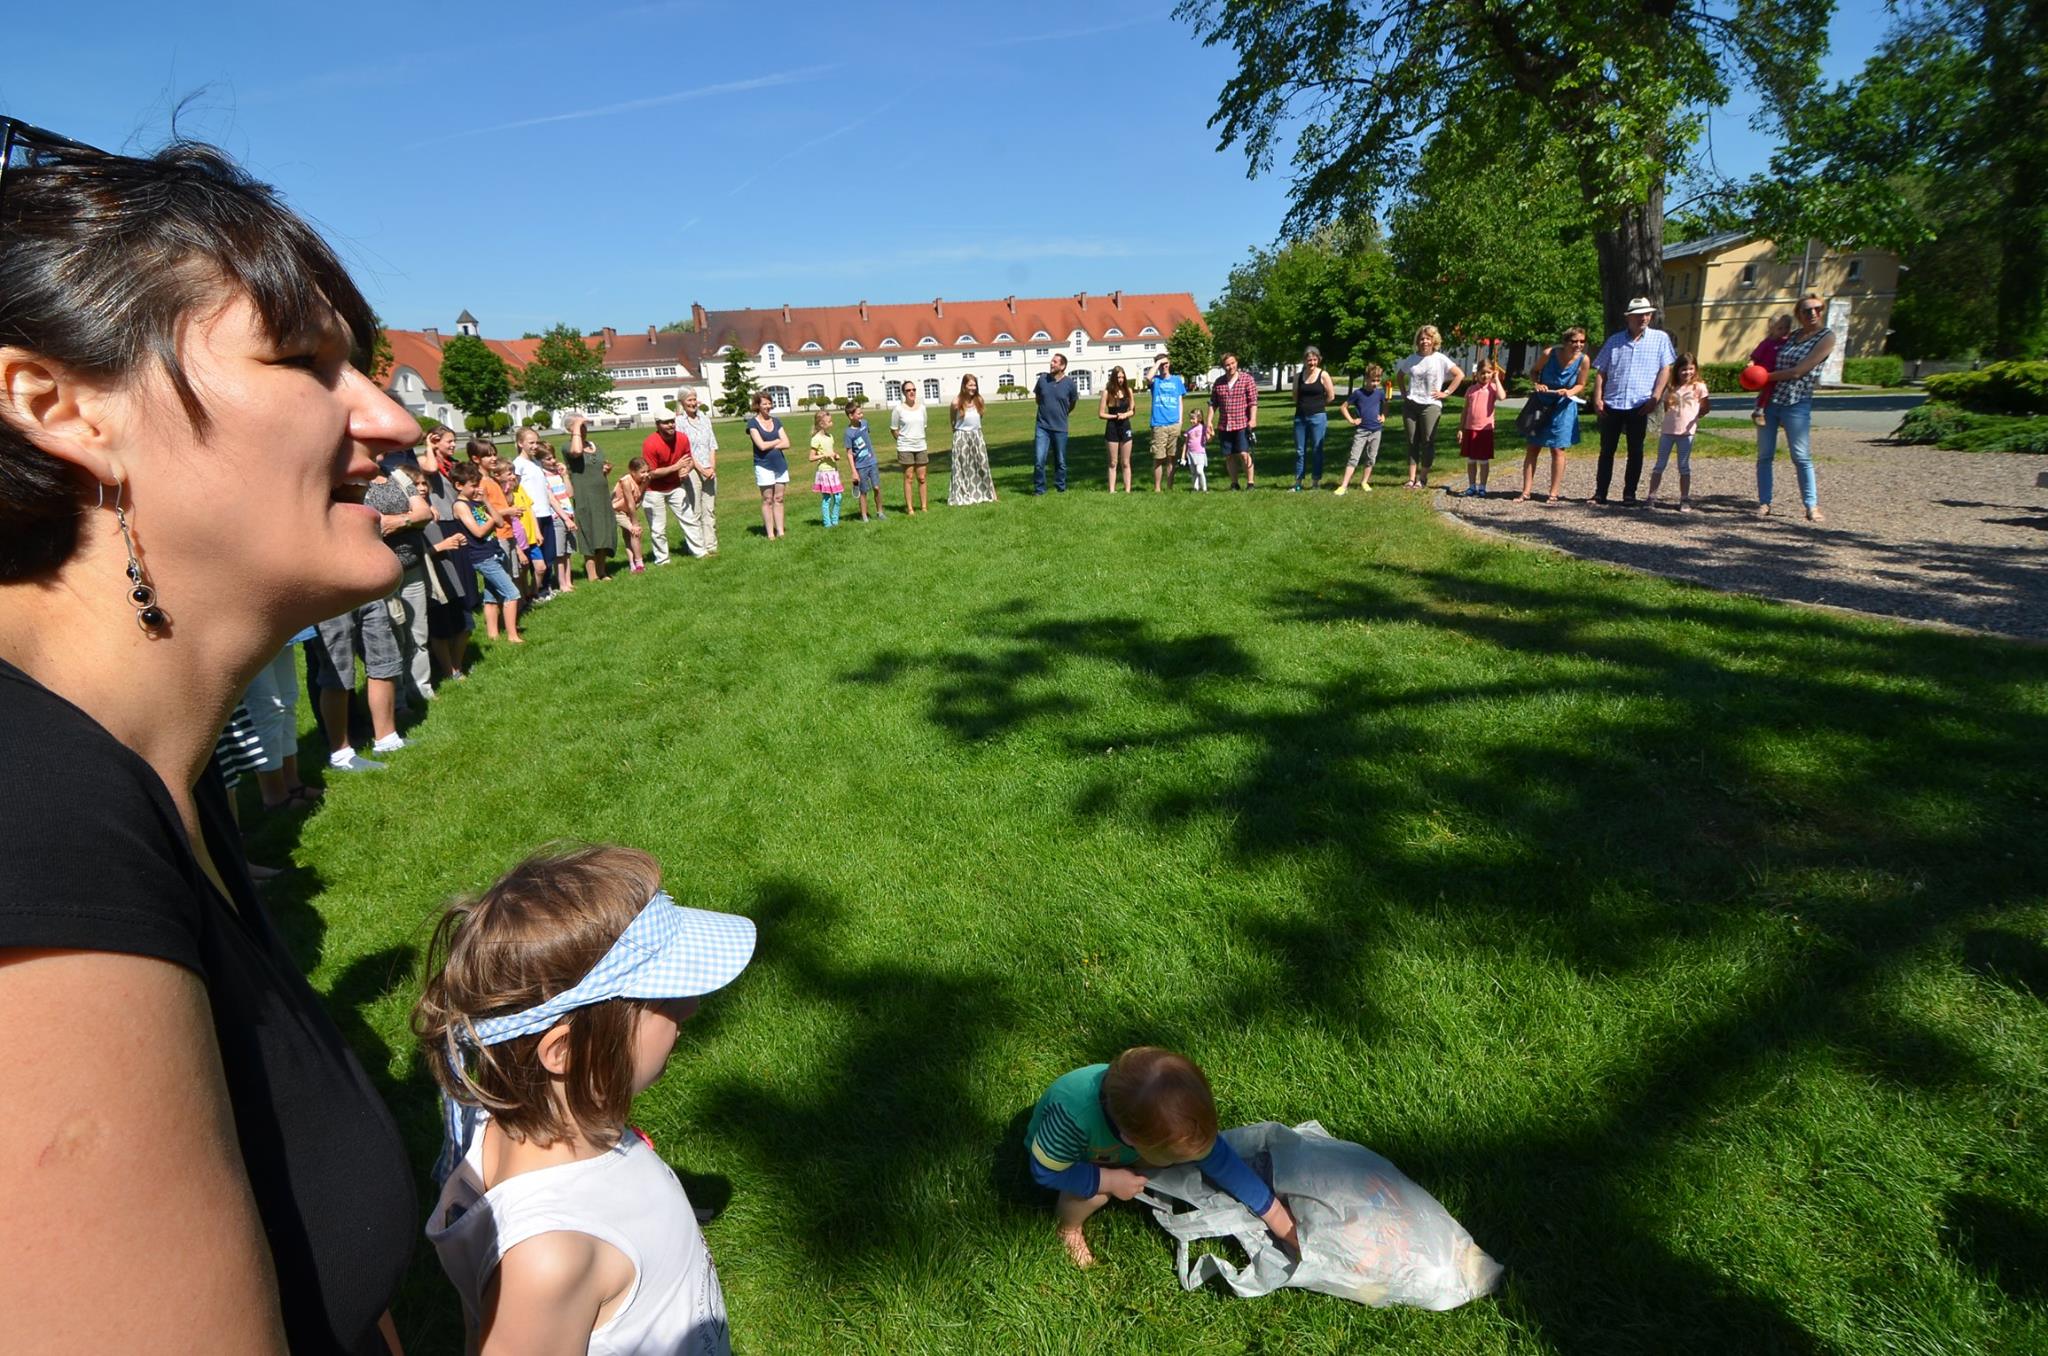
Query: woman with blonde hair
1394 324 1464 489
949 374 997 506
1755 292 1834 522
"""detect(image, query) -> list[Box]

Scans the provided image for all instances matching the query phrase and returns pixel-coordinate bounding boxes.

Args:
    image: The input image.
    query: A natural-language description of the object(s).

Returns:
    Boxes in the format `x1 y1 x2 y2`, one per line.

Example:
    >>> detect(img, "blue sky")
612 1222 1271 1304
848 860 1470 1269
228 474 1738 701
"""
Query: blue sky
5 1 1887 333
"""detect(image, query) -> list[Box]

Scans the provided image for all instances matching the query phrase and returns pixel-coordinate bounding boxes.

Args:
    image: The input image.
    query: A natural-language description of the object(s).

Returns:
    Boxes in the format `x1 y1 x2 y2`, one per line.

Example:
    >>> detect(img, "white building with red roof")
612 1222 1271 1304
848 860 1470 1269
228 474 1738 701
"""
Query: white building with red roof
683 291 1206 412
382 290 1206 430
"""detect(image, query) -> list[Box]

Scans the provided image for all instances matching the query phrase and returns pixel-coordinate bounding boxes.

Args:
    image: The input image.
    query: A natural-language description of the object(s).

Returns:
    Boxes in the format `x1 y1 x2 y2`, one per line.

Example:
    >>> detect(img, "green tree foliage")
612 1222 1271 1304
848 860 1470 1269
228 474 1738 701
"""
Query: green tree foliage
1743 2 2047 358
660 318 697 333
360 314 394 386
1206 223 1412 379
518 323 619 420
1174 0 1831 335
438 334 512 424
717 341 760 417
1166 320 1214 381
1388 126 1601 347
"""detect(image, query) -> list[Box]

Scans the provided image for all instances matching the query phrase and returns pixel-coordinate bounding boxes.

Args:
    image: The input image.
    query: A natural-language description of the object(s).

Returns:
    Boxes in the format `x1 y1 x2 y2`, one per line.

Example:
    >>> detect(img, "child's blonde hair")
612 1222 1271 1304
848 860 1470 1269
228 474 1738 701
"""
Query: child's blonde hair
413 844 664 1150
1103 1046 1220 1160
813 408 832 432
1365 363 1384 386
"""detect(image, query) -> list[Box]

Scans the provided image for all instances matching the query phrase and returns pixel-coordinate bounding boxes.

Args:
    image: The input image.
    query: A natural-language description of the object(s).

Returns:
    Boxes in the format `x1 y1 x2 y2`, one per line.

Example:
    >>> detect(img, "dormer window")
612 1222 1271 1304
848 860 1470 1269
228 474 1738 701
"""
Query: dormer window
1030 330 1051 341
840 339 861 349
1138 326 1159 337
917 336 938 347
800 341 822 351
994 332 1015 342
880 338 900 348
955 334 977 345
1104 328 1124 338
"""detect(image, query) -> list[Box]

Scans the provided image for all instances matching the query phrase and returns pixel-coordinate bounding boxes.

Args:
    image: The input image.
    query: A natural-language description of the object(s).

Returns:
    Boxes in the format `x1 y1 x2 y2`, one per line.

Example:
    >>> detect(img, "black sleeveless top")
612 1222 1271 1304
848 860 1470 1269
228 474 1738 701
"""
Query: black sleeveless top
1295 369 1331 416
0 659 417 1353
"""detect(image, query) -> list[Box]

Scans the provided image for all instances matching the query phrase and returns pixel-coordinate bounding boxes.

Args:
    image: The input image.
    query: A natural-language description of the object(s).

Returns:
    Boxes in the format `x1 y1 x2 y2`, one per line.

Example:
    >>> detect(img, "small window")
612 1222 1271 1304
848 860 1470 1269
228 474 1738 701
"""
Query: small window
923 353 937 362
994 331 1014 342
961 351 976 361
1143 342 1157 352
1138 326 1159 337
1104 327 1124 338
840 339 861 350
917 336 938 347
922 379 941 400
807 383 826 400
1108 344 1122 353
806 358 821 368
880 338 900 348
1739 263 1758 288
766 385 791 410
1030 330 1051 341
885 355 900 364
1075 370 1093 394
636 396 650 412
998 371 1015 388
846 356 860 366
997 348 1014 360
800 341 822 351
847 381 865 398
955 334 976 345
1035 347 1050 357
886 380 904 402
1846 258 1864 284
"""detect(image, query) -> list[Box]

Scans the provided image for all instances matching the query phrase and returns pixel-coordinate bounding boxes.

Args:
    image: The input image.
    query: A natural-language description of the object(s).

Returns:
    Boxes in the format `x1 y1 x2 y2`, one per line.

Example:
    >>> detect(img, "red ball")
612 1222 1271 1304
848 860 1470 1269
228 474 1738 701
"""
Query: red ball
1739 363 1770 392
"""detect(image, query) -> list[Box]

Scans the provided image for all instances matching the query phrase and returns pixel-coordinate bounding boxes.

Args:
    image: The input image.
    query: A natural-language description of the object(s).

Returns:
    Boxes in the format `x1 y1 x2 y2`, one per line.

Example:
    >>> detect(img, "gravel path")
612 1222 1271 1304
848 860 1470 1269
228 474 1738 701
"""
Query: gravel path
1430 429 2048 641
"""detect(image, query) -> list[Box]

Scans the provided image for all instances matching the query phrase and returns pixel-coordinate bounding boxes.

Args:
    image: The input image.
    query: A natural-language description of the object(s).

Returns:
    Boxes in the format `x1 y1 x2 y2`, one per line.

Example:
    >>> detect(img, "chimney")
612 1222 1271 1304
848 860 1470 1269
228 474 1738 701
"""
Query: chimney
422 326 440 347
781 303 791 324
1077 291 1087 310
1005 295 1016 314
933 297 944 317
858 299 869 321
601 327 617 347
1111 290 1123 309
691 301 707 331
647 325 658 342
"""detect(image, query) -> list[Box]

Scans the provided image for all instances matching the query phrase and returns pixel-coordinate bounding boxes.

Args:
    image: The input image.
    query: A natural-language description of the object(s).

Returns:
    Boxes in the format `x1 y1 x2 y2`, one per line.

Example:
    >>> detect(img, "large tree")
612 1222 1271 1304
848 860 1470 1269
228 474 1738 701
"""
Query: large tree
1166 320 1214 384
1388 124 1602 349
1175 0 1832 336
1743 1 2047 358
1207 222 1412 380
518 323 619 421
437 334 512 426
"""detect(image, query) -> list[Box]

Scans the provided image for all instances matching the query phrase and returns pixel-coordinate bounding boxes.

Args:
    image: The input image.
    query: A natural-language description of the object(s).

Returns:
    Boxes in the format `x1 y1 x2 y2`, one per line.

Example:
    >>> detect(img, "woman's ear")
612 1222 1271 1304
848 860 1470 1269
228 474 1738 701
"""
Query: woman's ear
0 348 126 488
535 1021 574 1077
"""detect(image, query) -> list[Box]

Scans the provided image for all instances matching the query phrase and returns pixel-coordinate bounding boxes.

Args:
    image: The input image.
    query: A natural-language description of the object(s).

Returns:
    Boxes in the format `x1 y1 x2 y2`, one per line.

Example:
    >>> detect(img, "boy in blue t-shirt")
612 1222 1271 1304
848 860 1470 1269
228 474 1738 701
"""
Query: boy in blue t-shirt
1147 354 1189 492
1335 363 1391 496
842 400 885 521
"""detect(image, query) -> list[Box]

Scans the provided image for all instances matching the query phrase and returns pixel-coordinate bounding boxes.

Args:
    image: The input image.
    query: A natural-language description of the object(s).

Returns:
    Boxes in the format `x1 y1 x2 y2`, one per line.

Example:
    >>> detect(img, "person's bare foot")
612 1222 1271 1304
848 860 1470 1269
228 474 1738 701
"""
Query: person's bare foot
1514 493 1531 502
1805 506 1825 522
1058 1228 1096 1269
506 634 525 644
1756 503 1772 517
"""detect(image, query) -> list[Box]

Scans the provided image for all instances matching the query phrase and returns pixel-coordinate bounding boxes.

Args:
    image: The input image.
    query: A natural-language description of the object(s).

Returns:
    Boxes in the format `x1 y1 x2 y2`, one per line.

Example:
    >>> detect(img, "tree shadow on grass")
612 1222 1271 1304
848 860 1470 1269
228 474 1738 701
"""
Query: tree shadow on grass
840 573 2047 1353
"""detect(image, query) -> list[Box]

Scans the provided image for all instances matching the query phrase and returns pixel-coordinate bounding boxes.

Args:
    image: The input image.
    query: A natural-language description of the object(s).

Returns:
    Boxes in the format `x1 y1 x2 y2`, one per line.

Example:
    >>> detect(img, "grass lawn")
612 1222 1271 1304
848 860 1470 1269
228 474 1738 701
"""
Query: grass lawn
262 396 2048 1354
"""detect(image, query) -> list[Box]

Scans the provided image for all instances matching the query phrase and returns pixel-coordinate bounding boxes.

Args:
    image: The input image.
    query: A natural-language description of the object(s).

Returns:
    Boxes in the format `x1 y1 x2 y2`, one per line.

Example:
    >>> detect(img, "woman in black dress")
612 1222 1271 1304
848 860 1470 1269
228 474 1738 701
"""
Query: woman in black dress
1098 365 1135 493
0 126 420 1353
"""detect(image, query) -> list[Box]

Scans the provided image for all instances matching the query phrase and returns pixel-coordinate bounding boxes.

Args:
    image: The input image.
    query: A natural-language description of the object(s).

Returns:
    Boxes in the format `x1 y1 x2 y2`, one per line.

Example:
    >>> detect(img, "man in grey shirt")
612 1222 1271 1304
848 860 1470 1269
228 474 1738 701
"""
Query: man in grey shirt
1032 353 1078 494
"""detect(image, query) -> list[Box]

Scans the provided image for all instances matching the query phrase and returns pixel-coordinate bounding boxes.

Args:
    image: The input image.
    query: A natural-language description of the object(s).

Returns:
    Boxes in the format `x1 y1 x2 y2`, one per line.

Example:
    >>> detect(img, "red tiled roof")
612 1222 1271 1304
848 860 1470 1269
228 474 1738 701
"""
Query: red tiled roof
382 328 693 392
685 292 1204 363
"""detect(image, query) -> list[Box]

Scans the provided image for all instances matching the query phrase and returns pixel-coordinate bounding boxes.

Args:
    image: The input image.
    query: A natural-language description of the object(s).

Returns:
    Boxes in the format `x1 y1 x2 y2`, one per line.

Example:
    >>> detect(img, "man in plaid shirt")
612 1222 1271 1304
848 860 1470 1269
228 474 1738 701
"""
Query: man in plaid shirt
1208 352 1260 490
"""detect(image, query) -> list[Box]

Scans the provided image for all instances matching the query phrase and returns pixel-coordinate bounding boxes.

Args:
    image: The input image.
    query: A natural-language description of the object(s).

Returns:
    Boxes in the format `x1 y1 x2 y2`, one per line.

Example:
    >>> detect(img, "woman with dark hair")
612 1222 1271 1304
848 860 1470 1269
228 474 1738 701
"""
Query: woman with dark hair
1291 345 1335 491
0 126 419 1353
1097 365 1135 493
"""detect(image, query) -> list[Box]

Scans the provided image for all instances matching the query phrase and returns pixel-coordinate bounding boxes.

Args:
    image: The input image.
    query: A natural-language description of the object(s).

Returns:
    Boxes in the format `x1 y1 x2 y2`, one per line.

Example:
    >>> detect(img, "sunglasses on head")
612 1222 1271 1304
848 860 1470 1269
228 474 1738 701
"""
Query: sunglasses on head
0 117 103 208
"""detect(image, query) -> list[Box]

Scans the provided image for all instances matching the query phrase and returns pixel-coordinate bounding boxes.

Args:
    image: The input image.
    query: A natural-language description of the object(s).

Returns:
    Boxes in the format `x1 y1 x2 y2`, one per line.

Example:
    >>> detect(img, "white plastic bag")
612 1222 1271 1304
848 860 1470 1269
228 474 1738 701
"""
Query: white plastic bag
1140 1120 1503 1310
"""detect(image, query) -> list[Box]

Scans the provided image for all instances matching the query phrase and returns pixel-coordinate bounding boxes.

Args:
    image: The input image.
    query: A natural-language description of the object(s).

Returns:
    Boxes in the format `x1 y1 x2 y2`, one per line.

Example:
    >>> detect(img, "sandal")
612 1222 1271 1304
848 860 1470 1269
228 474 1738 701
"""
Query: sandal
288 785 324 806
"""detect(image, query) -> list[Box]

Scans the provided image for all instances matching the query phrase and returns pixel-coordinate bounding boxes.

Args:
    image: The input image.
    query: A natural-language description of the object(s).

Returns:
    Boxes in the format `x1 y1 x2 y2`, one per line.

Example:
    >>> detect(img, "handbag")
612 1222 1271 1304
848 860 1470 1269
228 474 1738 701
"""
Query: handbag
1514 391 1546 440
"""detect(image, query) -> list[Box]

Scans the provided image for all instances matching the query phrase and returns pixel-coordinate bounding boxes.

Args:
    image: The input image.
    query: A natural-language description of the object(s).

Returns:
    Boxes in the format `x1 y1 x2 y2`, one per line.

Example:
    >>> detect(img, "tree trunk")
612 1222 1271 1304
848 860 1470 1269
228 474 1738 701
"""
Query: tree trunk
1593 182 1666 340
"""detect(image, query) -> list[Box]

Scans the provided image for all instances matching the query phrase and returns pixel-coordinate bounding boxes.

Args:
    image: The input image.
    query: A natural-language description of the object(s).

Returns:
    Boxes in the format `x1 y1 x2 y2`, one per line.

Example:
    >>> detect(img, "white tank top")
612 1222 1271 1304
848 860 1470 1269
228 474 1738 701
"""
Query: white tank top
427 1116 731 1355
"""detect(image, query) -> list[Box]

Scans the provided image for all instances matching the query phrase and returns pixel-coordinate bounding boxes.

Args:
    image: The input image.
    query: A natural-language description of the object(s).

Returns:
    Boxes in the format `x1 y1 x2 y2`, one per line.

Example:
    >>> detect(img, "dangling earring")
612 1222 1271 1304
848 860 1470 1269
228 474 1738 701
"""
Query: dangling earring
108 485 168 633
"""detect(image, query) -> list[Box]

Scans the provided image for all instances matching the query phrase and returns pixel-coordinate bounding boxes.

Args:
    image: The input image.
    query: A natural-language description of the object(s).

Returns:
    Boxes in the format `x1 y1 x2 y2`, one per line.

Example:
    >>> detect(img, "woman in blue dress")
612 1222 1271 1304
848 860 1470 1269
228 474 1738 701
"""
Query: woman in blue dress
1519 326 1589 503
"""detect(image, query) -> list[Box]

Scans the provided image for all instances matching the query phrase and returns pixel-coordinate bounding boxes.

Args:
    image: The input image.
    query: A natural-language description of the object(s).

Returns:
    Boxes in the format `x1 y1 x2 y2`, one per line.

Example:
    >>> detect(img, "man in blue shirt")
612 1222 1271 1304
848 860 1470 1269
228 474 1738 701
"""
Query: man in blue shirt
1147 354 1188 493
1032 354 1079 494
1591 296 1677 506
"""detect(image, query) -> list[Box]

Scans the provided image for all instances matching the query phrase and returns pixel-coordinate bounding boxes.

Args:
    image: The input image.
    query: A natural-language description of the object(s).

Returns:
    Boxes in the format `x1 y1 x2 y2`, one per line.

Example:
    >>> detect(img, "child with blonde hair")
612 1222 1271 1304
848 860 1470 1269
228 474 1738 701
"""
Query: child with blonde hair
1456 356 1507 498
414 845 756 1356
1182 414 1211 492
611 458 650 572
809 408 844 527
1646 353 1711 512
1026 1046 1298 1269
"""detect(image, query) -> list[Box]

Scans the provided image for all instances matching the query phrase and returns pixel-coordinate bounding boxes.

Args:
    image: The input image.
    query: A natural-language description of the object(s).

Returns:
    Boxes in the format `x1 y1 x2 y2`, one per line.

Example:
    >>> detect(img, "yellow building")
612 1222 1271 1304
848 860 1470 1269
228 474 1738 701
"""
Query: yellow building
1661 232 1900 366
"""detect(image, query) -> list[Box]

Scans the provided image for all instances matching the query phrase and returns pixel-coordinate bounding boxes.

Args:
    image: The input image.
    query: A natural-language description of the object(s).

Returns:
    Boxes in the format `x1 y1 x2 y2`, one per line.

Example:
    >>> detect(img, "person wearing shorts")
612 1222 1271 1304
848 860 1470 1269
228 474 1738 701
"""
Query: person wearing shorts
845 401 885 521
1147 353 1187 493
746 392 792 540
310 600 403 771
890 384 931 514
1208 352 1260 489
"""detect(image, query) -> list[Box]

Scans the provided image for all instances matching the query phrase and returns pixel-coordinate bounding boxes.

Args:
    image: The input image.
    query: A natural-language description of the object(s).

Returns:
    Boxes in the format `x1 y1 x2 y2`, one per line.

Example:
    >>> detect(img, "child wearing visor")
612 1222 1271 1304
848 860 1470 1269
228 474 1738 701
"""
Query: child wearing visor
414 845 756 1355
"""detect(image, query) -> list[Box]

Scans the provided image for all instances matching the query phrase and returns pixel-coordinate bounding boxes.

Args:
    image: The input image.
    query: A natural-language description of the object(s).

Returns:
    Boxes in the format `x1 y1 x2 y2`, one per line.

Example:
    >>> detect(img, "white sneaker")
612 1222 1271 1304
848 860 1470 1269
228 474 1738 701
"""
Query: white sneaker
372 734 406 754
328 749 386 772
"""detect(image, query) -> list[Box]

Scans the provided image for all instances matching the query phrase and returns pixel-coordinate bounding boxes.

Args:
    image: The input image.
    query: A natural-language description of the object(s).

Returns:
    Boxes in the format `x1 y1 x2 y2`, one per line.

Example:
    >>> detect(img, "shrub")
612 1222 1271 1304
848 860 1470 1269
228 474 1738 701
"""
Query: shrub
1700 362 1748 394
1924 360 2048 414
1894 402 2048 452
1841 356 1905 387
1894 403 1974 445
489 411 512 434
415 416 443 437
463 412 492 433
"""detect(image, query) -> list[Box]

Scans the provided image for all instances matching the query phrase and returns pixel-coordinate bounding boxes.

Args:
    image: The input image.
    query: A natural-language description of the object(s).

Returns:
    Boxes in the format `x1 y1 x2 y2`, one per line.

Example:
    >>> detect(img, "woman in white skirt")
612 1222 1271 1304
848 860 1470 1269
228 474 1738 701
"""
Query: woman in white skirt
948 375 998 506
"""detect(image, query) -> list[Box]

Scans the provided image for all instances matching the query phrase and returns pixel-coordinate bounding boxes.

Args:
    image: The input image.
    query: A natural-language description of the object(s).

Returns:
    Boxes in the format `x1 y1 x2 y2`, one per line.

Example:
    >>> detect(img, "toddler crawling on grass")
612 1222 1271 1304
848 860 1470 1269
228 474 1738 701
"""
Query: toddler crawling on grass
1026 1046 1298 1267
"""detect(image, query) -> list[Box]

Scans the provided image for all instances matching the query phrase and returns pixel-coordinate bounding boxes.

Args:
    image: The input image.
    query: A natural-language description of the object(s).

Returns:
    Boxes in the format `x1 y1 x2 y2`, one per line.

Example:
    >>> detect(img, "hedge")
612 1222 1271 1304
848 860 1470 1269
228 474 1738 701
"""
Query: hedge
1922 360 2048 414
1841 356 1905 387
1894 402 2048 453
1700 363 1748 393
